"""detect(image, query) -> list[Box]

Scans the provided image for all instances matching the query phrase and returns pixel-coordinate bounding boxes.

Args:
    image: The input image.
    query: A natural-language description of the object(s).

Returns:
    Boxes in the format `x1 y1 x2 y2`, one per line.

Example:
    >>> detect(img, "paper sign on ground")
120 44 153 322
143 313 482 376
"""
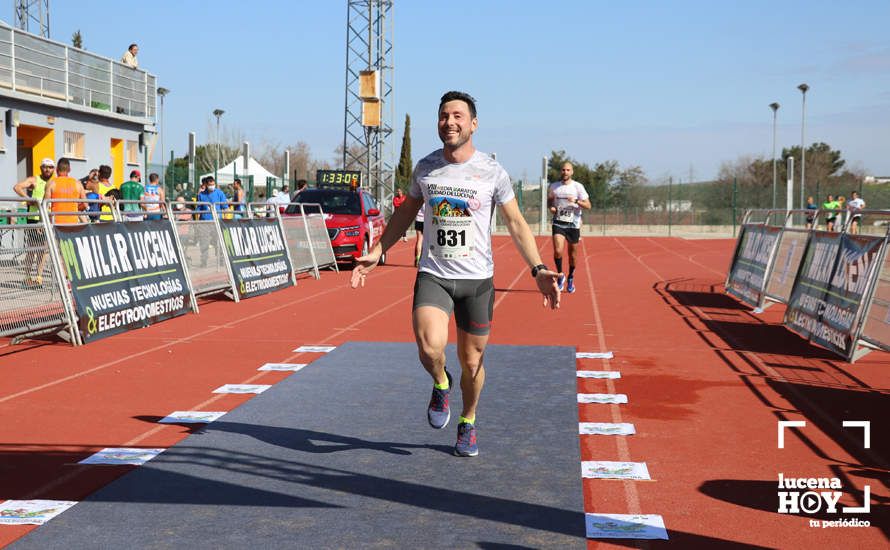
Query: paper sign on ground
582 461 650 480
293 345 336 353
0 500 78 525
585 514 668 540
579 423 636 436
577 371 620 379
258 363 308 372
576 352 614 359
158 411 226 424
212 384 272 394
78 448 165 466
578 393 628 404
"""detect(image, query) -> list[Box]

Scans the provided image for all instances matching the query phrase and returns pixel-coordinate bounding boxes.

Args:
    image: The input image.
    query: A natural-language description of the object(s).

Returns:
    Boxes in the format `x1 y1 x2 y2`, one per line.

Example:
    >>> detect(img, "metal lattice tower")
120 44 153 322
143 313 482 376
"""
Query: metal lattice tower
14 0 50 38
343 1 394 211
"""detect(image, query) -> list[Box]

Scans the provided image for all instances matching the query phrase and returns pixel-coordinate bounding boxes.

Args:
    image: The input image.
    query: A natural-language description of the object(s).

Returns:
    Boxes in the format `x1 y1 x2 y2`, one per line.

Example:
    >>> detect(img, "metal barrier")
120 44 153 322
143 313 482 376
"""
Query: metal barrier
728 207 890 362
249 202 314 277
763 210 813 306
0 198 74 341
171 202 238 300
299 203 338 273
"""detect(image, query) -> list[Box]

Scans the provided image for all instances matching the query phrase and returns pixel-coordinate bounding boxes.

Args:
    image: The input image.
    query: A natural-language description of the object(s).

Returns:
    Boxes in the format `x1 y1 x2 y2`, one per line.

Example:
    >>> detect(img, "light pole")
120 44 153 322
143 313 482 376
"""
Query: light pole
213 108 225 179
769 102 779 209
157 87 169 187
798 83 809 209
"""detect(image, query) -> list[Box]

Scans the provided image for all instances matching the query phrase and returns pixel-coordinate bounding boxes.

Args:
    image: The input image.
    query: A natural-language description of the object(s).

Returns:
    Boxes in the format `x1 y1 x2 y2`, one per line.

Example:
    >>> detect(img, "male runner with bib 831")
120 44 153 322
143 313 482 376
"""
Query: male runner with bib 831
351 91 560 457
548 162 591 293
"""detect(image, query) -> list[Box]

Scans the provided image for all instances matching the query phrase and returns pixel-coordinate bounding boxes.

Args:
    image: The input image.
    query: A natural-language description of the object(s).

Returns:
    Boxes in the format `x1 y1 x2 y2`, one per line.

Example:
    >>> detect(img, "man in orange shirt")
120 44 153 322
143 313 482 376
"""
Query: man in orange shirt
45 158 87 225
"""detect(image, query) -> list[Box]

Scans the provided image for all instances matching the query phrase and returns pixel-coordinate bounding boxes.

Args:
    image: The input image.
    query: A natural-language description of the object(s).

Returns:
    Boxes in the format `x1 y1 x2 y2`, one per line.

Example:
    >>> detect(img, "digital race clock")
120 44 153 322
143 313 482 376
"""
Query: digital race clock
316 169 362 188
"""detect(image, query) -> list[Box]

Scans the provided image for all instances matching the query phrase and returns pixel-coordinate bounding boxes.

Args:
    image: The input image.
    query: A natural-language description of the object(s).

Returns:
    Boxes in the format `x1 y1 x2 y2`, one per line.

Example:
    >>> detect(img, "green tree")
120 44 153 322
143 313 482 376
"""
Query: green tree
612 166 648 208
781 142 846 197
71 30 83 49
396 114 412 190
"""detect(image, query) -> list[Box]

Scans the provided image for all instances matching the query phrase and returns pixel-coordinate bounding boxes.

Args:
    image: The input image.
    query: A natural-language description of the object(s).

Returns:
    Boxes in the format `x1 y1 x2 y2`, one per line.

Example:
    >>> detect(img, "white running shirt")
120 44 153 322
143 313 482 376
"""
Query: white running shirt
409 149 515 279
549 180 588 229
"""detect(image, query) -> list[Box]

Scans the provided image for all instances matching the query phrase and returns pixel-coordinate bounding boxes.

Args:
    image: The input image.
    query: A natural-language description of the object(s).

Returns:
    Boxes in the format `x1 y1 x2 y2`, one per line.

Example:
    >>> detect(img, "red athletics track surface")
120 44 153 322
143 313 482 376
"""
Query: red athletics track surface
1 236 887 548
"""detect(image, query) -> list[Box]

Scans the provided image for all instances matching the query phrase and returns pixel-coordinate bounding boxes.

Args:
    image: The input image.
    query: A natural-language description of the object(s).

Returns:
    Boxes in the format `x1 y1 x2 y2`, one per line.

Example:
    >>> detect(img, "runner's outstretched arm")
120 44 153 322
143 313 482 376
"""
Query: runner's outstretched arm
351 195 423 288
499 198 561 309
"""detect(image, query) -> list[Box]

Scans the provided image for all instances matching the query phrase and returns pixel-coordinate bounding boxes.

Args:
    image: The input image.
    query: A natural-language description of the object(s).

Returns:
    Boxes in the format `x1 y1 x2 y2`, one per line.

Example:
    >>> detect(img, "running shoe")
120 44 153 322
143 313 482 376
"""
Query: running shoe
427 369 452 429
566 276 575 294
557 273 566 291
454 421 478 457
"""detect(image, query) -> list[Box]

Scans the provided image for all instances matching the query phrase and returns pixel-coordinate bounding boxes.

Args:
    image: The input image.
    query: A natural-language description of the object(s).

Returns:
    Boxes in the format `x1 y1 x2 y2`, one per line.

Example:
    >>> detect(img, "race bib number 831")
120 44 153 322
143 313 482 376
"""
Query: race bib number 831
431 216 474 259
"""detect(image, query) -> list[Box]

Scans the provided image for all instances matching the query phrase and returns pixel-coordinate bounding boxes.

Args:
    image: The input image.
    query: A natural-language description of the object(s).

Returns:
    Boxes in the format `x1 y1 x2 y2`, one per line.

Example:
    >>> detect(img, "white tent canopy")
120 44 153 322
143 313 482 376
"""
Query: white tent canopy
200 155 279 188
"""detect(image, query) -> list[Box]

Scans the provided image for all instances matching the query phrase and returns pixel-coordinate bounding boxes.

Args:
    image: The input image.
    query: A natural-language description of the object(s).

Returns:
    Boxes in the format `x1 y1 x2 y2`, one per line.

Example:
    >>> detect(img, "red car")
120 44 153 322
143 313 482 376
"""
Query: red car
285 187 387 265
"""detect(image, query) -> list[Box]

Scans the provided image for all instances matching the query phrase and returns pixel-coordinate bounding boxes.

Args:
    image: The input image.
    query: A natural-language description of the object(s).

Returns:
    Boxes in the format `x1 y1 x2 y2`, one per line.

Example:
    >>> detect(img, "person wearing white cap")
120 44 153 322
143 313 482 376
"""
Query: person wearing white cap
13 158 55 285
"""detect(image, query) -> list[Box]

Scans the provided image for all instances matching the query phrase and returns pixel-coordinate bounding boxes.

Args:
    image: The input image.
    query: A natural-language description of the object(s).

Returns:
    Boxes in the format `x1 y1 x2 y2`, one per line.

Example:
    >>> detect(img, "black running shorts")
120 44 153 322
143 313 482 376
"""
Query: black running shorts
413 271 495 336
552 224 581 244
414 220 424 232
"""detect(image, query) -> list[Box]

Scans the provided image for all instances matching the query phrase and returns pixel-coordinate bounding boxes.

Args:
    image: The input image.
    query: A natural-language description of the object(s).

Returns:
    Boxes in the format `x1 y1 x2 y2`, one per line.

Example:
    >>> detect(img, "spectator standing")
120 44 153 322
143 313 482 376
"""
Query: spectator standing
144 173 166 221
14 157 54 223
232 178 246 218
95 165 115 222
13 158 55 285
120 170 145 221
121 44 138 68
45 158 87 225
393 188 408 241
196 177 227 267
196 176 228 220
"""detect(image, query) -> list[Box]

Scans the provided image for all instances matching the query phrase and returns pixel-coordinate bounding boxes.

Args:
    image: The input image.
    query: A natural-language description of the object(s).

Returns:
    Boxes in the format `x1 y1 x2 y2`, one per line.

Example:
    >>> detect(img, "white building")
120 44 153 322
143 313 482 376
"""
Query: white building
0 21 157 193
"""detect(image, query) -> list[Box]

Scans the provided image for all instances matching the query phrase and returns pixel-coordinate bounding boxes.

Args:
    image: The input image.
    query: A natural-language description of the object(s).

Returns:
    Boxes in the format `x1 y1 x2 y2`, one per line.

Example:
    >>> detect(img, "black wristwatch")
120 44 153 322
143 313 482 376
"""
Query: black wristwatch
531 264 548 278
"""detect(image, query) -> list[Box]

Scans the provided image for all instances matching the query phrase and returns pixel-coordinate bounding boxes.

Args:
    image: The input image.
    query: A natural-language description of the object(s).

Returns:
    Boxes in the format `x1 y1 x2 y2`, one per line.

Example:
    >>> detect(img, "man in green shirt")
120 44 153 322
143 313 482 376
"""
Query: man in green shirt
120 170 145 221
822 194 839 231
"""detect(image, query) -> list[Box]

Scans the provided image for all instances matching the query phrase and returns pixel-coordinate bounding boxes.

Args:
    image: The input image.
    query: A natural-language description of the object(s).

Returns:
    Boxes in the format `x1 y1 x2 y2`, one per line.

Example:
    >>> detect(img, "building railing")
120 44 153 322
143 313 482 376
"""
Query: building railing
0 21 156 120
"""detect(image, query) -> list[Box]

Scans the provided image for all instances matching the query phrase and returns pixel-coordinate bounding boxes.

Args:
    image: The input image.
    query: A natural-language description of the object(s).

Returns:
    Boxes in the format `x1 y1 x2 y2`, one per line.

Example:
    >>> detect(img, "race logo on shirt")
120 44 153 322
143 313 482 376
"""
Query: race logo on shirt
426 183 480 259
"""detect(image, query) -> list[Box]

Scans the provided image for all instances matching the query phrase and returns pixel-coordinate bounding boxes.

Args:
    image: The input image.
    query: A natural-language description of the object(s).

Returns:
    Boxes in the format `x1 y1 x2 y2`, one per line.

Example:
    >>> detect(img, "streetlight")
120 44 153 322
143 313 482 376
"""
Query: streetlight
213 108 225 178
157 87 169 188
770 102 779 209
798 83 809 209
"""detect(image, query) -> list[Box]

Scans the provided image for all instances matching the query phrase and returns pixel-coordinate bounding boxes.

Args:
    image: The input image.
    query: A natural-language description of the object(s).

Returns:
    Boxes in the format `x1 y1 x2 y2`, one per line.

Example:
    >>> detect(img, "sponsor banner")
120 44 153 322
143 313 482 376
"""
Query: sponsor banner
158 411 227 424
55 221 192 343
579 422 636 436
212 384 272 394
582 461 651 480
585 514 669 540
860 254 890 349
293 345 336 353
577 370 621 379
577 393 628 404
576 351 613 359
219 218 294 299
766 229 809 303
258 363 308 372
78 448 165 466
785 232 884 358
0 500 78 525
726 224 782 307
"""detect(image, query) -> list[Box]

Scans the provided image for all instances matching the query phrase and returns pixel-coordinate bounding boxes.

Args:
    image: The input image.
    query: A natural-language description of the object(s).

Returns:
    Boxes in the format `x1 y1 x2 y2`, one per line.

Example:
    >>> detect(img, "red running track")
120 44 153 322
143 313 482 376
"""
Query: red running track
0 236 887 548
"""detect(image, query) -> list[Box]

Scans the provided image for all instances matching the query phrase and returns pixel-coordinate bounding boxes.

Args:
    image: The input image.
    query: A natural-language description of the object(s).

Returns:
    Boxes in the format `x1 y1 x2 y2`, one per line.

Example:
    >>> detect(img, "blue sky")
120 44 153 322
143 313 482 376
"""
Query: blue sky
36 0 890 182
